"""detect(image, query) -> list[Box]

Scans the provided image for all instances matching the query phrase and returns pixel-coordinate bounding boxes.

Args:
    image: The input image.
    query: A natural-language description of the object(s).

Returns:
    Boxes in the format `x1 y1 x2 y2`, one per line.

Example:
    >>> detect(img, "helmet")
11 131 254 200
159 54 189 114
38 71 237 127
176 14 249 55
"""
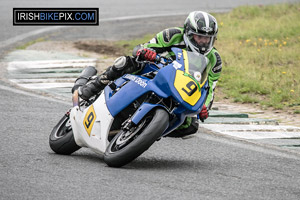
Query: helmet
184 11 218 55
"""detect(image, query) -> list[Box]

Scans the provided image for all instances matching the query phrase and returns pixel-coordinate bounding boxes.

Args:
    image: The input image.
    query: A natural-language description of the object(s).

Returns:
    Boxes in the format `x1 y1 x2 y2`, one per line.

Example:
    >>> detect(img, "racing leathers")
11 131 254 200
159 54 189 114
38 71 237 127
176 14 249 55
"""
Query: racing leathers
140 27 222 110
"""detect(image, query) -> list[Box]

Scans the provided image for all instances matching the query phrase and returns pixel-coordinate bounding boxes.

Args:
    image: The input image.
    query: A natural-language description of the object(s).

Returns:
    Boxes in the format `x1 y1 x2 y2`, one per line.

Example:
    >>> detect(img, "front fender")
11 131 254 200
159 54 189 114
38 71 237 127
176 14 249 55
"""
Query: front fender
131 103 169 125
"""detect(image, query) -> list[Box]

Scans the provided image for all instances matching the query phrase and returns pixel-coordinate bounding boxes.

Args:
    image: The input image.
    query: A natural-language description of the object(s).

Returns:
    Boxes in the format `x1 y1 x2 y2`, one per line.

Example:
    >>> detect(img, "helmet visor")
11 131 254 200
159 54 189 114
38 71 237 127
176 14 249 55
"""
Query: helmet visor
187 30 212 51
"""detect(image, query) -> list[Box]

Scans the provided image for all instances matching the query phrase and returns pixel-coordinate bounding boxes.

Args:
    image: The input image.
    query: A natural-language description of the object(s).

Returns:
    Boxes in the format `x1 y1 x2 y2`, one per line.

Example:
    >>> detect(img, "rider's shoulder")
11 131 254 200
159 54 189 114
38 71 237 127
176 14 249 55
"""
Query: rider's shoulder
160 27 184 43
209 47 220 54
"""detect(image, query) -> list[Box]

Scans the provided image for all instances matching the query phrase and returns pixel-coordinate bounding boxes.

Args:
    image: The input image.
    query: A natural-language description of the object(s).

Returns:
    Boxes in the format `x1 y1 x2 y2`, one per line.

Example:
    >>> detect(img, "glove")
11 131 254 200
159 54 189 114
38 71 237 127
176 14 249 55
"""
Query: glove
136 48 157 61
199 105 208 122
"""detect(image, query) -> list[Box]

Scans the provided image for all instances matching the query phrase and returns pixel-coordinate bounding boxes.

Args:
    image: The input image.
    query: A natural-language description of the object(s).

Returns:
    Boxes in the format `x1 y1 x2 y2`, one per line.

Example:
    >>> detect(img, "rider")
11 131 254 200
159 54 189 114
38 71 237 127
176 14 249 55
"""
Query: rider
73 11 222 137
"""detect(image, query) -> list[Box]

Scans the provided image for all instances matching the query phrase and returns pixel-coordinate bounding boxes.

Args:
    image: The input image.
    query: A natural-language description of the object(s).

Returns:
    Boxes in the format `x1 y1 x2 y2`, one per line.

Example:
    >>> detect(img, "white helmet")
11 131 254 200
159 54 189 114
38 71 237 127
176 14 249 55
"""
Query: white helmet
183 11 218 55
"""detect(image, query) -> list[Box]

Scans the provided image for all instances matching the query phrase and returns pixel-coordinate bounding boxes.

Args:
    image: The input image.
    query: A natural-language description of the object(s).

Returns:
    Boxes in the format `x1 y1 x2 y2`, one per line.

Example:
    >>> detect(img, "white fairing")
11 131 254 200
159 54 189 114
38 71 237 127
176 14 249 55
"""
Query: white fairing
70 93 114 154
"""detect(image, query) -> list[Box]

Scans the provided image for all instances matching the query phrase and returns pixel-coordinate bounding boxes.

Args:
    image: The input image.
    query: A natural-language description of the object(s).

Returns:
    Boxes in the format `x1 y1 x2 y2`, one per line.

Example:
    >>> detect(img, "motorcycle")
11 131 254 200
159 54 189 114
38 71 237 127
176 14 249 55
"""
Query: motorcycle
49 47 210 167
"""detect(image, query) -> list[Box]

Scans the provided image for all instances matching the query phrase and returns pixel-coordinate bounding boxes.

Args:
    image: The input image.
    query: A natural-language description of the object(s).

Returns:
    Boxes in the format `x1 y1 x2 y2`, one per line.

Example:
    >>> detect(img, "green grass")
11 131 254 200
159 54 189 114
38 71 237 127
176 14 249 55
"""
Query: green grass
213 3 300 110
16 37 46 50
116 3 300 112
117 34 154 55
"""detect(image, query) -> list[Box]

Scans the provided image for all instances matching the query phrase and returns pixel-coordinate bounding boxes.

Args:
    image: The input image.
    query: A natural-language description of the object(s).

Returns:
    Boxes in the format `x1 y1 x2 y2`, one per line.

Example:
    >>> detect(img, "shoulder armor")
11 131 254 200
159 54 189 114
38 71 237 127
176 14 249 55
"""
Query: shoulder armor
162 28 183 43
211 51 222 73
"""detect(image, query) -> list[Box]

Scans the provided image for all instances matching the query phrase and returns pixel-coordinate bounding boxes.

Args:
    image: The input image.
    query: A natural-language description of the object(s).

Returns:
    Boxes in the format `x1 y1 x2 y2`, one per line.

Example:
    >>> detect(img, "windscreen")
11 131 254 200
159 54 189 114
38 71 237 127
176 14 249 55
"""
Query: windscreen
186 51 210 85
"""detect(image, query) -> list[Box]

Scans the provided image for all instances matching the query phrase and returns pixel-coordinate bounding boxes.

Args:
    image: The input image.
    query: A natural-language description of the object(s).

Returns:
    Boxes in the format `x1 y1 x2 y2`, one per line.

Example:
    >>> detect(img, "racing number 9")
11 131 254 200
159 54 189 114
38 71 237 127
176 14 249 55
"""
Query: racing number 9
182 81 197 96
174 70 201 106
85 112 94 129
83 105 96 136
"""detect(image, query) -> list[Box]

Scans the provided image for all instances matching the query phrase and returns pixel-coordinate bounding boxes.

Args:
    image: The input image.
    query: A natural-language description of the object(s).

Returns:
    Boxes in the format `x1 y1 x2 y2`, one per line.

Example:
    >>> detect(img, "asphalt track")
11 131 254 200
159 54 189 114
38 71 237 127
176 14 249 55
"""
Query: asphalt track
1 84 300 200
1 0 300 199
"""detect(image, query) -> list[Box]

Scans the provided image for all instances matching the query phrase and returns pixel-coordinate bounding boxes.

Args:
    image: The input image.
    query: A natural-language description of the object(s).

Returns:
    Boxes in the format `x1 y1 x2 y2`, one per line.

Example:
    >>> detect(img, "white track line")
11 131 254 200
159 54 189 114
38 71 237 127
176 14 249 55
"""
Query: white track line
16 82 74 89
200 124 300 139
7 59 97 70
8 59 96 90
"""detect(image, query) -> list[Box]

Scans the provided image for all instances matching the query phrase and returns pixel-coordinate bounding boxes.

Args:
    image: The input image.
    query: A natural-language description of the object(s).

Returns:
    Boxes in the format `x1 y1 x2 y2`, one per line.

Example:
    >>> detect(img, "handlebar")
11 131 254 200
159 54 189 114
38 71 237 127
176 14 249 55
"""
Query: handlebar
135 54 172 68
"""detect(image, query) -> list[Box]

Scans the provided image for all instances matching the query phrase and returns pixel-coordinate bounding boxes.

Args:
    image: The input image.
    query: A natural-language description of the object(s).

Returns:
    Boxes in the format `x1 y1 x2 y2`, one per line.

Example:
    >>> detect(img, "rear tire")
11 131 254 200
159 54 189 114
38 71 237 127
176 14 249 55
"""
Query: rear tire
49 114 81 155
104 108 169 167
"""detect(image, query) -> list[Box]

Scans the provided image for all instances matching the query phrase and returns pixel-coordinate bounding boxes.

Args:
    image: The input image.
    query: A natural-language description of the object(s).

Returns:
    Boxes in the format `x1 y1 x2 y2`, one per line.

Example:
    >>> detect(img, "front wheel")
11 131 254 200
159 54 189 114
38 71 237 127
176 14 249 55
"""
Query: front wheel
104 108 169 167
49 113 81 155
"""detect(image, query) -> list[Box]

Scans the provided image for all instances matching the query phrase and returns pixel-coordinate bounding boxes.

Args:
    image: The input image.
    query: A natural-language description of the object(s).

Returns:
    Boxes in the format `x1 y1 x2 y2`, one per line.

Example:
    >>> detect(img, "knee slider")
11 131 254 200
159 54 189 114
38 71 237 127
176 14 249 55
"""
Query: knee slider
106 56 132 80
112 56 128 71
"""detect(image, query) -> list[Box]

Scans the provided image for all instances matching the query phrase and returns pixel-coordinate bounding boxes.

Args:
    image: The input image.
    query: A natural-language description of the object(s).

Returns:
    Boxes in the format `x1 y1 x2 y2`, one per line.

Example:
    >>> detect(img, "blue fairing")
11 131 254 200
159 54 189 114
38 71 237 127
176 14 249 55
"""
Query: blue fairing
104 72 170 117
131 103 166 124
104 47 209 136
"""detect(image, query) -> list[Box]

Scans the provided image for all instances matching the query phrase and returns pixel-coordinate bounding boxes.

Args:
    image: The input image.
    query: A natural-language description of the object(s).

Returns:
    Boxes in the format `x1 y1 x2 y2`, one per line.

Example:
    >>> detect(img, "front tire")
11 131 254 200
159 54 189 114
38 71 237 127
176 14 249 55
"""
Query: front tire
104 108 169 167
49 114 81 155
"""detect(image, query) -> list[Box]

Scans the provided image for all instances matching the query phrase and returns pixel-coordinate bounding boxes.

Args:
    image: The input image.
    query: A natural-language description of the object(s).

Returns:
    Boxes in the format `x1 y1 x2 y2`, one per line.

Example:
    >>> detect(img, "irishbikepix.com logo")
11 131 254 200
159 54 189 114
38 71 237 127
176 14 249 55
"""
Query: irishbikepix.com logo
13 8 99 26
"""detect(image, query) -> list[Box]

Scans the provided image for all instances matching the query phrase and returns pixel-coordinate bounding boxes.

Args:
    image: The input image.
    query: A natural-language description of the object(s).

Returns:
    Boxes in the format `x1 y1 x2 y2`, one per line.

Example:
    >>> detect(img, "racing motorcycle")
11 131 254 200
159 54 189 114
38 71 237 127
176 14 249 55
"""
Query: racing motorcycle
49 48 210 167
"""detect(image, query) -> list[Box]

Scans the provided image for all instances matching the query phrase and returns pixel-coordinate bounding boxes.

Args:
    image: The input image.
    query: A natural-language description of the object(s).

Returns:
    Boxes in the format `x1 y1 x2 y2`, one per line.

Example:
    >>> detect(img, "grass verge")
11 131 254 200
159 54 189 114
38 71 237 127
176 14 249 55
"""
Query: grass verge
214 3 300 113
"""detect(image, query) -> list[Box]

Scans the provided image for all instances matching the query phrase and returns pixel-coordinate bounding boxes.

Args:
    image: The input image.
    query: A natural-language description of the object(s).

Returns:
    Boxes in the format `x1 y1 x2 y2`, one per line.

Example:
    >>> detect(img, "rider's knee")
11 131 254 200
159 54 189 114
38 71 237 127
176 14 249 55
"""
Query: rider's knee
106 56 137 80
112 56 128 71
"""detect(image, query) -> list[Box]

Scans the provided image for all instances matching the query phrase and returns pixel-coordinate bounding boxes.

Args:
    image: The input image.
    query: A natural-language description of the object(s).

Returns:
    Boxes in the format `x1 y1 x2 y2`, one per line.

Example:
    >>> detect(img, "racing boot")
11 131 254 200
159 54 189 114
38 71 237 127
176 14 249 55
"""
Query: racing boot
71 66 98 94
167 117 199 138
78 73 110 100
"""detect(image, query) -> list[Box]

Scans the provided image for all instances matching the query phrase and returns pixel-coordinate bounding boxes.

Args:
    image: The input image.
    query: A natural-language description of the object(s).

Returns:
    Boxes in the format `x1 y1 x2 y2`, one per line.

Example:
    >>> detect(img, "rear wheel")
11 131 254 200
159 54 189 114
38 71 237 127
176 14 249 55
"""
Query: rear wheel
49 114 81 155
104 108 169 167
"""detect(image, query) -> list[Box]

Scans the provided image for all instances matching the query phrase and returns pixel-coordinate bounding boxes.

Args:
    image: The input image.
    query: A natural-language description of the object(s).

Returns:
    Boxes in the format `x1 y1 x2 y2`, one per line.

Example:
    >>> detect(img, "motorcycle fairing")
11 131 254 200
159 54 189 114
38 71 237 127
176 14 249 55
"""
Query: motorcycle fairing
104 73 171 117
70 93 114 154
104 48 208 133
130 102 167 124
